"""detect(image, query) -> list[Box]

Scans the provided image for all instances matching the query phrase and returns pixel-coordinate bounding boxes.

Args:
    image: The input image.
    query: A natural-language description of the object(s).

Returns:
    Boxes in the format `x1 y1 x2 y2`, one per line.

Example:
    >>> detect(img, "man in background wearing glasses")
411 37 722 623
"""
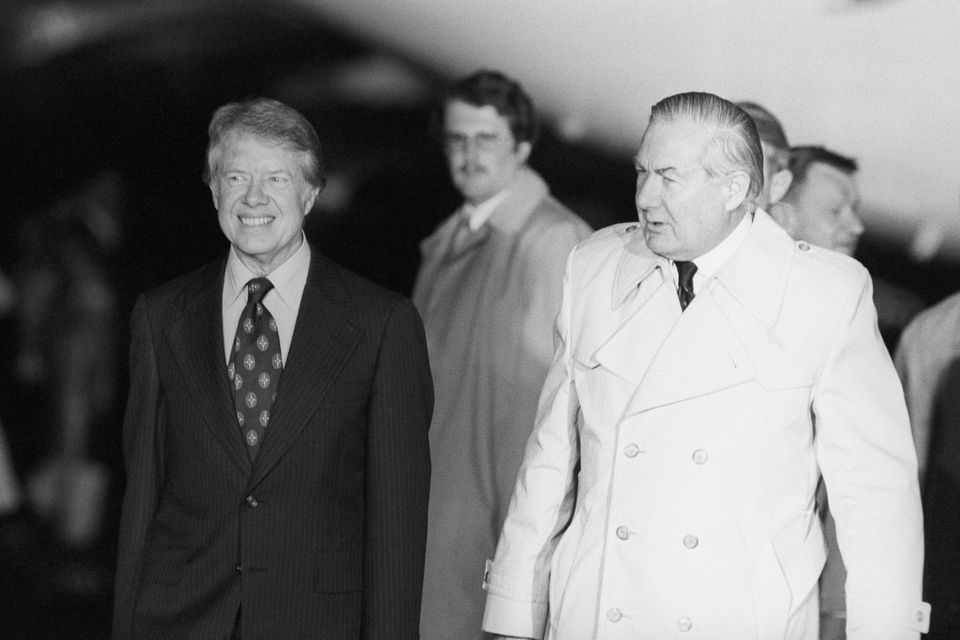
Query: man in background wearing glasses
413 69 591 640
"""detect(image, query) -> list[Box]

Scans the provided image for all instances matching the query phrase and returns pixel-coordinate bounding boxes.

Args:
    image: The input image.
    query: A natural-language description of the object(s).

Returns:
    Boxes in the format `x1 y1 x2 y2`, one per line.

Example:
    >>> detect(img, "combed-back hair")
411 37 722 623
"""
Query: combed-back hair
787 145 858 186
203 96 325 191
651 92 764 216
432 69 539 145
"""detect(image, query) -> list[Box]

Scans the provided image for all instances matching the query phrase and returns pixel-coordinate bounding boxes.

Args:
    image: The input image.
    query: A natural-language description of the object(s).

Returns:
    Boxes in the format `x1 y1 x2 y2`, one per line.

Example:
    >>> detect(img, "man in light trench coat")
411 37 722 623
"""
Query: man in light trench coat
413 70 591 640
482 91 928 640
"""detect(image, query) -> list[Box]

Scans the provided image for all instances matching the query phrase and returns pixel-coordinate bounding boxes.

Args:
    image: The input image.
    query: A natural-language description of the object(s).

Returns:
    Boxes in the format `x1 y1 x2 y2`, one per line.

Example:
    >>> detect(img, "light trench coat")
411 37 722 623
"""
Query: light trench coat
414 167 591 640
483 211 928 640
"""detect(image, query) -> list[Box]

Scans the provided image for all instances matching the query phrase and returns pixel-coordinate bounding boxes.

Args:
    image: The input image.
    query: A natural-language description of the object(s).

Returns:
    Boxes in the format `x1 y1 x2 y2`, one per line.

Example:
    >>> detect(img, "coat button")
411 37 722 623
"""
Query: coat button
691 449 708 464
616 525 630 540
683 534 699 549
677 616 693 632
623 443 641 458
797 241 810 251
245 495 259 508
625 224 638 233
606 607 623 622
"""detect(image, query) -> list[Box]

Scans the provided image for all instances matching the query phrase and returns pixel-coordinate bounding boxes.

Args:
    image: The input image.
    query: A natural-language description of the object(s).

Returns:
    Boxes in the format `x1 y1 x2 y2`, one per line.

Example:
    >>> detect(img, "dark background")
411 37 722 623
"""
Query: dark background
0 2 957 637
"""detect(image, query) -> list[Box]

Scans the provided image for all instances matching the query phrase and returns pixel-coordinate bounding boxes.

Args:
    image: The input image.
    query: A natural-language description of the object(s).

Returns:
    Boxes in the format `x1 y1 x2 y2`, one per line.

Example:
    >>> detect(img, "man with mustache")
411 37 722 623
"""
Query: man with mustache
413 70 590 640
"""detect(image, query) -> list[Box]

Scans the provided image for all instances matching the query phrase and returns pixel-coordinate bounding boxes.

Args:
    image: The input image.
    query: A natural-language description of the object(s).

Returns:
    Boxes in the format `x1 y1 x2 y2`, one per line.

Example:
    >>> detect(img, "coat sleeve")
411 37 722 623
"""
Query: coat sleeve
482 250 581 640
112 296 164 639
362 296 433 640
812 272 929 639
893 318 935 480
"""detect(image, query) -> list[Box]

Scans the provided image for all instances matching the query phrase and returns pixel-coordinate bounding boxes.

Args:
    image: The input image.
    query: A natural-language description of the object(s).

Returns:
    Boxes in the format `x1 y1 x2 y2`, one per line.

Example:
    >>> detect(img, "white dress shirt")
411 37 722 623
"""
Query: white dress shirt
221 233 310 366
671 210 754 295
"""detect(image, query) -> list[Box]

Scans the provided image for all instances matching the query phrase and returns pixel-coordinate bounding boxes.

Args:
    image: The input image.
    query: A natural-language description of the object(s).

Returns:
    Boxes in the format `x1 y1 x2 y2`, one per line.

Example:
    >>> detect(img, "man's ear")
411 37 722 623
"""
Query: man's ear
769 201 800 235
722 171 750 212
303 186 321 215
768 169 794 205
514 140 532 165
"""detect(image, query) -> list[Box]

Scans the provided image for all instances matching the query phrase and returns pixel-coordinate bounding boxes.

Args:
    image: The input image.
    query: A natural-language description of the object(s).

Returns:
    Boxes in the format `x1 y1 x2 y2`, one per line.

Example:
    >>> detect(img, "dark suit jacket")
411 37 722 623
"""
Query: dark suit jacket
112 247 433 639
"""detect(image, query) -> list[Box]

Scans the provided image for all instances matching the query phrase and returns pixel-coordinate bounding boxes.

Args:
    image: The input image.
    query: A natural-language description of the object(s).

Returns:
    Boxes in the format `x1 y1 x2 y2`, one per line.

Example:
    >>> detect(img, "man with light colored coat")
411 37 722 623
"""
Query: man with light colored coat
414 70 591 640
482 92 928 640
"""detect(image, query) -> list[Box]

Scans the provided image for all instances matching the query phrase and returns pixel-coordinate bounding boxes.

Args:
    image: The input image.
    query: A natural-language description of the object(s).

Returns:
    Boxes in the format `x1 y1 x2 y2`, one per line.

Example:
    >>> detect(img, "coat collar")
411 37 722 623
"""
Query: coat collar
595 210 800 413
418 166 550 261
611 210 793 328
484 166 549 235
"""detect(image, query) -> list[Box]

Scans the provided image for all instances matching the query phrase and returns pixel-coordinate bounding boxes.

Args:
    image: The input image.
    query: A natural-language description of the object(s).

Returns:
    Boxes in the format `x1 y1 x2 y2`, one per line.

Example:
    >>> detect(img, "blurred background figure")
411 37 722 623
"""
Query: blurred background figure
737 101 793 210
414 70 591 640
895 288 960 639
771 146 925 351
0 269 22 518
13 168 123 574
771 146 864 256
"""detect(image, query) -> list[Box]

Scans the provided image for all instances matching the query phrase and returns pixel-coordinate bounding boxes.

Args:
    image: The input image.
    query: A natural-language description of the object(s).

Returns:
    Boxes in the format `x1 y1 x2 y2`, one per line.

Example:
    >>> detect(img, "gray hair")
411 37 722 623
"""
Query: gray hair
651 92 763 216
203 97 325 191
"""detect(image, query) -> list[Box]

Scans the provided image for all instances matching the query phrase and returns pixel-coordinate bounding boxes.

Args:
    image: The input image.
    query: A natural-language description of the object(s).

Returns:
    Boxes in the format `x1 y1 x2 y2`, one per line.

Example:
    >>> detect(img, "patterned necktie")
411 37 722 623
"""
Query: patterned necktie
676 260 698 311
228 277 283 461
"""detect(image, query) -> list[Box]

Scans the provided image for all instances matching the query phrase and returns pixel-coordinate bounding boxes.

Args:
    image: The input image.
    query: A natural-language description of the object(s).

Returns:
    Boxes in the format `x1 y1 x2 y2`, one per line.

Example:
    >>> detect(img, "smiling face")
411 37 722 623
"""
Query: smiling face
443 99 531 206
211 133 320 275
634 118 748 261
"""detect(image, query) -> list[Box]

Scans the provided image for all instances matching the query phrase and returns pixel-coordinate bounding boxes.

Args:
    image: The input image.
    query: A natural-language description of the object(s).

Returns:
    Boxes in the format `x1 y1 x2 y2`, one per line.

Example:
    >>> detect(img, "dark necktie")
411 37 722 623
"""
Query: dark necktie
449 214 476 257
676 260 698 311
228 277 283 461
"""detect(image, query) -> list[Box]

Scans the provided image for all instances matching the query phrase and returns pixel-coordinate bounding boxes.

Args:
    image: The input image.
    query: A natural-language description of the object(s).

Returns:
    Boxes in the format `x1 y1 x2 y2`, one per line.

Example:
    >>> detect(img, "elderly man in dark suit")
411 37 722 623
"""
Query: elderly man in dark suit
112 97 433 639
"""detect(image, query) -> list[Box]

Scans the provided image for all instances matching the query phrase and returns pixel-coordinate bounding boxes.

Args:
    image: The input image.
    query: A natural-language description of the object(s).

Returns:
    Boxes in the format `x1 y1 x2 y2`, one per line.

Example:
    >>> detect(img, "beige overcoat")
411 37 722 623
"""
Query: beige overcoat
414 167 590 640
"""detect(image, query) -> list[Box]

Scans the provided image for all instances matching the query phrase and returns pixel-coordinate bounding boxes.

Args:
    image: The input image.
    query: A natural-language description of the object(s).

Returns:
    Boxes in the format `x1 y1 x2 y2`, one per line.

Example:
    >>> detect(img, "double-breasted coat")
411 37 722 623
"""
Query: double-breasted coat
112 248 433 639
483 211 928 640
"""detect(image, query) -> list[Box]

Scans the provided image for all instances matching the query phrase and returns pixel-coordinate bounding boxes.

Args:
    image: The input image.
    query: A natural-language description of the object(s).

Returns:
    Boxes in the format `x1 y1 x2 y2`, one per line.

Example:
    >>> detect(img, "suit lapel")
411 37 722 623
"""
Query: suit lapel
165 262 254 476
249 252 360 489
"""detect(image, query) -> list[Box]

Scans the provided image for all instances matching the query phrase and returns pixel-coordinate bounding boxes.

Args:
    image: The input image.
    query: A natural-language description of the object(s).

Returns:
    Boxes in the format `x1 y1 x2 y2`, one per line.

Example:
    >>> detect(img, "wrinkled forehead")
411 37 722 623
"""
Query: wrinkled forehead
635 117 713 170
216 132 310 171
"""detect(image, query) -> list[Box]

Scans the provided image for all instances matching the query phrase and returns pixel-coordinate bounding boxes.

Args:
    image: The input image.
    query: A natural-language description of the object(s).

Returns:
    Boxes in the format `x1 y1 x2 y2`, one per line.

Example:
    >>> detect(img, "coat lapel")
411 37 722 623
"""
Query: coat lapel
593 238 678 385
248 251 360 489
165 261 254 476
417 167 549 267
620 211 795 415
627 287 756 414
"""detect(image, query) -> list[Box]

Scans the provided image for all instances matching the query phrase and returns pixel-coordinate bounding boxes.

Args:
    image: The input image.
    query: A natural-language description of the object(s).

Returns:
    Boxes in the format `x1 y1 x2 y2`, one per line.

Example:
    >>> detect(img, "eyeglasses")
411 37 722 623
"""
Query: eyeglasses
442 131 505 154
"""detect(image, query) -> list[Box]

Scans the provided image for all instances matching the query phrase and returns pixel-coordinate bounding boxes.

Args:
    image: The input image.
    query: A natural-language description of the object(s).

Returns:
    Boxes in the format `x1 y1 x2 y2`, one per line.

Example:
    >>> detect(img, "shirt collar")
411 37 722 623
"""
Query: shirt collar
461 188 510 231
225 231 311 309
673 212 753 286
